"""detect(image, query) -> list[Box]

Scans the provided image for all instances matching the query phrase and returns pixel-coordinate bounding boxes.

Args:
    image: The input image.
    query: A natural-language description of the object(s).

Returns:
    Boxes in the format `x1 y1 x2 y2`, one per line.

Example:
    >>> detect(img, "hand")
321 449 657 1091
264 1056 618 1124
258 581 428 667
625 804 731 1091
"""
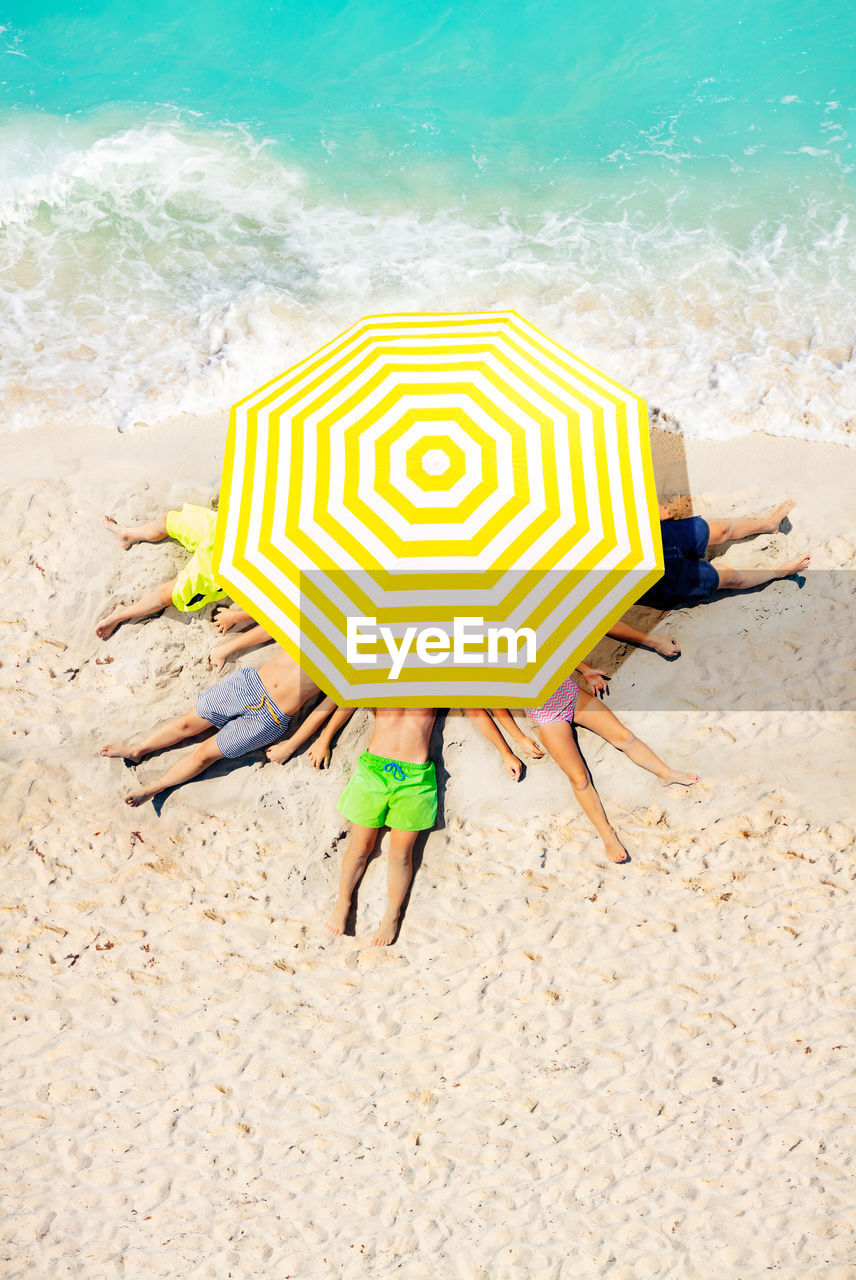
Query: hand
518 734 544 759
580 666 610 696
504 753 523 781
209 645 229 672
658 504 673 521
266 740 294 764
213 608 240 634
307 741 332 769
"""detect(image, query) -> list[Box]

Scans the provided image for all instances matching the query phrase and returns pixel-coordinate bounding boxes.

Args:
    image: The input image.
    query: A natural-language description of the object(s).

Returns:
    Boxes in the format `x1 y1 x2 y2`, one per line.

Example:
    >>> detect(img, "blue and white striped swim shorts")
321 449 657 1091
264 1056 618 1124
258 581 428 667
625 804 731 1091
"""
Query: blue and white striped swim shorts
196 668 290 759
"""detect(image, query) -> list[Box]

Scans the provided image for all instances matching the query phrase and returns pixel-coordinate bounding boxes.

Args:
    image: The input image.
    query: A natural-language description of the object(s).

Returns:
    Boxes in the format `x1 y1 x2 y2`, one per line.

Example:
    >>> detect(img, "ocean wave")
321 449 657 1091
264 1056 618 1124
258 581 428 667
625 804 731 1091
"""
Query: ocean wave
1 119 854 442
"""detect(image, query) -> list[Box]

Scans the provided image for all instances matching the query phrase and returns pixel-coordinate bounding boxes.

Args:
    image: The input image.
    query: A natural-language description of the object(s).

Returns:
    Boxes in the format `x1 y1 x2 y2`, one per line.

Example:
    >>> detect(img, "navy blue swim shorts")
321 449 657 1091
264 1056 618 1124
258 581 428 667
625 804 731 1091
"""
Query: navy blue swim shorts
641 517 719 608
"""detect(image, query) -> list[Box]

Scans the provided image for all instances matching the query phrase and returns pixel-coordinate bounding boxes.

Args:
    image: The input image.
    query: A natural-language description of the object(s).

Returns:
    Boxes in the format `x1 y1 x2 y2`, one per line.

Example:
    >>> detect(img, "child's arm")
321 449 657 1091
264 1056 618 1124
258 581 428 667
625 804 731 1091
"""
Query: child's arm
209 625 273 672
266 701 355 767
465 708 524 781
492 708 544 759
607 619 680 658
306 704 356 769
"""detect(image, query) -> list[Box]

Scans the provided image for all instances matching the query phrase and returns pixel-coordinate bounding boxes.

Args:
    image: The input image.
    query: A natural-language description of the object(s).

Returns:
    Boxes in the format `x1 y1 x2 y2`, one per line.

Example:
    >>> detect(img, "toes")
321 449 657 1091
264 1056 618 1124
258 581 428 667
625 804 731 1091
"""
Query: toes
607 848 630 864
371 918 398 946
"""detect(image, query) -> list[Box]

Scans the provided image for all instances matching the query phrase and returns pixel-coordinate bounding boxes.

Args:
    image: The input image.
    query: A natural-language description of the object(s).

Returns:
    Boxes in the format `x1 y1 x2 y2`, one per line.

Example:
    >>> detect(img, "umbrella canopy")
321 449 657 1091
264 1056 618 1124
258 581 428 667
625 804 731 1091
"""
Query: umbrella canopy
213 311 663 706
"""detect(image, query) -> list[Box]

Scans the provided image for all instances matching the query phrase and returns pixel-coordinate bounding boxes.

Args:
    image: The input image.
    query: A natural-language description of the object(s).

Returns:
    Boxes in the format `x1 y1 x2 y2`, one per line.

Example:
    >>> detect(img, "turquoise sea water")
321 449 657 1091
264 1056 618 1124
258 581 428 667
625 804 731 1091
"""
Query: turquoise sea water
1 1 854 436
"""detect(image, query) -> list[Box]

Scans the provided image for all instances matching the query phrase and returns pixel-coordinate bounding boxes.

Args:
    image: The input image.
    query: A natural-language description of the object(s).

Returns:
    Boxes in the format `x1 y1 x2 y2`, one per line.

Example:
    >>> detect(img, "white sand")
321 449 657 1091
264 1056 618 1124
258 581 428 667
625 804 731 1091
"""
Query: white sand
1 418 854 1278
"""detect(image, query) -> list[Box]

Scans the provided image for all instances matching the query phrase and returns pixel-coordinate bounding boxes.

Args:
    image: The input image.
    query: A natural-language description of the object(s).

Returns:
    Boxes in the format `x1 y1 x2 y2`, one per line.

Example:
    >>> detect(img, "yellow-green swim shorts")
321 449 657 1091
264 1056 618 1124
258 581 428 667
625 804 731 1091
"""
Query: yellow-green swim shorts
338 752 438 832
165 503 227 612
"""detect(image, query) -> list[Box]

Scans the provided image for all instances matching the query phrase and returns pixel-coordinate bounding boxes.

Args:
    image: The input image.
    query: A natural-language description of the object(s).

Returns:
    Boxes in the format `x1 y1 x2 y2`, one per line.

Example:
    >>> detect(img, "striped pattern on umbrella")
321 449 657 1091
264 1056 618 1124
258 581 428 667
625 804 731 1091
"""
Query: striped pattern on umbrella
213 311 663 706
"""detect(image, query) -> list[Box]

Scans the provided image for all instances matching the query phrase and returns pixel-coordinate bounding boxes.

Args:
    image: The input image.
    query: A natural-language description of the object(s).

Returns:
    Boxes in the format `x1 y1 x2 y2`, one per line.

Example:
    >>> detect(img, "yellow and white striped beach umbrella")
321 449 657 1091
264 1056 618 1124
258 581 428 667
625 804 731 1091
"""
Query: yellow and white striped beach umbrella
213 311 663 707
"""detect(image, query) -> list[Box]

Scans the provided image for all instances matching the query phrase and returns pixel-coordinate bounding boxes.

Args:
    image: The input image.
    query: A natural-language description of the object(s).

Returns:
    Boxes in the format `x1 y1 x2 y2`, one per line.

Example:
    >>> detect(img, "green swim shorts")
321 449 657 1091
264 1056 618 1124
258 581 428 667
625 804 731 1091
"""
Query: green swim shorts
338 752 438 832
165 503 227 612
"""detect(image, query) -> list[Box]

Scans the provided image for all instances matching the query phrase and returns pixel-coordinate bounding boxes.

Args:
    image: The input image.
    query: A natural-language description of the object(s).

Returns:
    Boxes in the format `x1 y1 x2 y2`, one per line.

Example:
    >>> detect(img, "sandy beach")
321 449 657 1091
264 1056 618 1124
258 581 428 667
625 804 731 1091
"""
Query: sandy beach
1 415 854 1277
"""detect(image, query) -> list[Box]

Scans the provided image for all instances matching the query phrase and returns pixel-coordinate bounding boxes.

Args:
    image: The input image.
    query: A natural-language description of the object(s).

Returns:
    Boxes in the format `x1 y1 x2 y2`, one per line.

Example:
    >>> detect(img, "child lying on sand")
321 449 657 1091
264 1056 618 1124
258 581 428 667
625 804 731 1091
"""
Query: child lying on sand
96 504 227 639
275 704 527 947
100 648 331 806
527 670 699 864
641 498 809 608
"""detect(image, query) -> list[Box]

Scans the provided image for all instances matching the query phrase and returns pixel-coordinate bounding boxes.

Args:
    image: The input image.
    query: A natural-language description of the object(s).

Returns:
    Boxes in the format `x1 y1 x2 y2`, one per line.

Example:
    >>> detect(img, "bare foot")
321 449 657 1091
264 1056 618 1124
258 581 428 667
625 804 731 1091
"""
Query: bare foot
327 900 350 936
266 741 294 764
95 612 122 640
778 552 810 578
658 769 700 787
104 515 134 550
652 635 681 659
99 742 141 762
372 912 400 946
603 833 630 864
763 499 796 533
124 786 157 807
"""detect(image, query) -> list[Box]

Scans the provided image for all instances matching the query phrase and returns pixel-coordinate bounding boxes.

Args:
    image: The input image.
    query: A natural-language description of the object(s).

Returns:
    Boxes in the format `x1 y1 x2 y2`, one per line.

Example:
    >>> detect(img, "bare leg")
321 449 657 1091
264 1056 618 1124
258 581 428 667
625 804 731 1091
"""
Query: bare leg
538 721 629 863
123 737 225 807
327 825 378 935
608 619 680 659
95 579 176 639
574 691 698 786
100 710 216 763
373 829 419 946
493 708 545 758
706 499 795 548
713 553 810 592
104 512 169 550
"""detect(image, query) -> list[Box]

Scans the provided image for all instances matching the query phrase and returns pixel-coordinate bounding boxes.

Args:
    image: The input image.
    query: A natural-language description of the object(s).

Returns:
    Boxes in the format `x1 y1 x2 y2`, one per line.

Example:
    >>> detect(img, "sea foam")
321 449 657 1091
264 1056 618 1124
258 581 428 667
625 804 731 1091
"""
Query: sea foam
1 119 854 442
